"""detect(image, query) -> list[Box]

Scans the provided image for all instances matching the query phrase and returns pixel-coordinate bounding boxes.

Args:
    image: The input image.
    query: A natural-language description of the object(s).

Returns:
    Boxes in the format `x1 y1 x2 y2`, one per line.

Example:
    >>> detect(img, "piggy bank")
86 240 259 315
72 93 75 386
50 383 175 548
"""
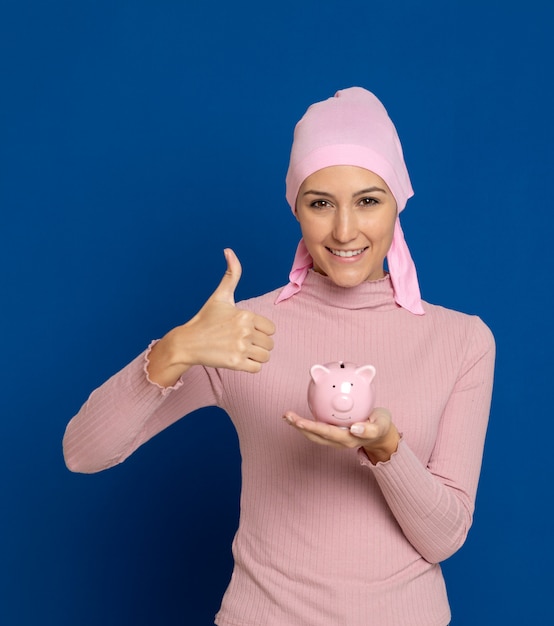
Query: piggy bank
307 361 376 427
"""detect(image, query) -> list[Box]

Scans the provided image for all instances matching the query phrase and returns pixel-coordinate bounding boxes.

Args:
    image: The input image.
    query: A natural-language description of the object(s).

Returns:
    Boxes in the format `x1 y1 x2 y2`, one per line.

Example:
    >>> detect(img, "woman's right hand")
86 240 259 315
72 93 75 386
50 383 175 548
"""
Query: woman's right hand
147 249 276 387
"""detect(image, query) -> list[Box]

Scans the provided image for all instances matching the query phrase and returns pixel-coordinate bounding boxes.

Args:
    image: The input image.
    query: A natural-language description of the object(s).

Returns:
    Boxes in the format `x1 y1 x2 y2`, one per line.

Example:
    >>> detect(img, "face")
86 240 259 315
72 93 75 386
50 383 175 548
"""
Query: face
295 165 397 288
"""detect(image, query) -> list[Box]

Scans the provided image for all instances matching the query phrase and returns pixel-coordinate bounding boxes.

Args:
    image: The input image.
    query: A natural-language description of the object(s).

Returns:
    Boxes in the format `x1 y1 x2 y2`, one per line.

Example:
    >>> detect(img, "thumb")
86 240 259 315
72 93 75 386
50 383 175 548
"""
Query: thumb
210 248 242 305
350 408 391 438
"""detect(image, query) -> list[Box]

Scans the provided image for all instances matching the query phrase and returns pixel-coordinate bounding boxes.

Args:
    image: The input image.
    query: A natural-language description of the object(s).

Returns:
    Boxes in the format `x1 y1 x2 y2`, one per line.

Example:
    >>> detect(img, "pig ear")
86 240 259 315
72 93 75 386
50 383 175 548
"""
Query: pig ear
310 364 330 383
356 365 376 383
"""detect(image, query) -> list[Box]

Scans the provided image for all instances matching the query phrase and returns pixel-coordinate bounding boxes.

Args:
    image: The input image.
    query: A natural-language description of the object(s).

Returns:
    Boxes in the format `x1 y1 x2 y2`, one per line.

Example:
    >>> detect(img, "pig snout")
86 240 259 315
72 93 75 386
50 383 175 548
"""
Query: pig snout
331 393 354 413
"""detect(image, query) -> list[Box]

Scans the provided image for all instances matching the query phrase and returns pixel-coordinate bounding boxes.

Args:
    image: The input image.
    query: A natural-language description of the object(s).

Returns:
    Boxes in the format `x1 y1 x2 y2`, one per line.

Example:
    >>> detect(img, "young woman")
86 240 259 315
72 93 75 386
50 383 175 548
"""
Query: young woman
63 87 495 626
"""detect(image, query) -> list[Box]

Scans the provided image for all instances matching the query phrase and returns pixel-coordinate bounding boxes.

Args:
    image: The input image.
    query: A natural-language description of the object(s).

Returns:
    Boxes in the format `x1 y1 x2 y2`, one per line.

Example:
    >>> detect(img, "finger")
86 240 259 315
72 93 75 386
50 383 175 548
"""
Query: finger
349 408 391 439
210 248 242 305
246 344 272 364
253 313 276 336
288 419 355 449
251 328 274 351
284 412 350 440
368 407 391 423
239 359 263 374
349 421 381 438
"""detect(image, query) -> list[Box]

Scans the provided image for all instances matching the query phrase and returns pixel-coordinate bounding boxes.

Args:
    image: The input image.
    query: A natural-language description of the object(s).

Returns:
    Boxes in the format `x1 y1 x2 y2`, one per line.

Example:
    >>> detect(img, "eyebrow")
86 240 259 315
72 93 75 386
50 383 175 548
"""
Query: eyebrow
302 186 388 198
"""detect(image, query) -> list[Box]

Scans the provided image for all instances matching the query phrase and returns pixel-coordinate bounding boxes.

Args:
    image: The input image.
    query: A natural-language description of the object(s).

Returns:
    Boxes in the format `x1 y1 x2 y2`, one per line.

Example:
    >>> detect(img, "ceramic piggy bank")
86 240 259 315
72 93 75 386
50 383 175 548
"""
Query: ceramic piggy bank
307 361 376 427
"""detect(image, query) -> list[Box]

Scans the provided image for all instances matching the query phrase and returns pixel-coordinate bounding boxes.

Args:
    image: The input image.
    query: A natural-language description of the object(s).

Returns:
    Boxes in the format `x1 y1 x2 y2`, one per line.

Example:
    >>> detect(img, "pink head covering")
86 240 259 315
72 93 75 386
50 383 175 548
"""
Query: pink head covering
275 87 424 315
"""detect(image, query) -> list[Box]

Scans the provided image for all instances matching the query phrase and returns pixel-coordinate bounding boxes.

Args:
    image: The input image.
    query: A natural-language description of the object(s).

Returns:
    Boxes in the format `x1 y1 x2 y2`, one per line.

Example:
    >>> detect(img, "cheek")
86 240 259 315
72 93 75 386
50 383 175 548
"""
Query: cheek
297 213 324 242
382 221 397 250
362 215 395 247
300 227 324 260
373 211 397 247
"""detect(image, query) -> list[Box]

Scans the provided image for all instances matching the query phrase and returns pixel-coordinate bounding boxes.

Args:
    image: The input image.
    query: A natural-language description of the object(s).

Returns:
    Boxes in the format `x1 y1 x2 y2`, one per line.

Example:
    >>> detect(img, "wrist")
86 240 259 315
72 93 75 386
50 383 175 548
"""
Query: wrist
362 424 400 465
146 333 192 387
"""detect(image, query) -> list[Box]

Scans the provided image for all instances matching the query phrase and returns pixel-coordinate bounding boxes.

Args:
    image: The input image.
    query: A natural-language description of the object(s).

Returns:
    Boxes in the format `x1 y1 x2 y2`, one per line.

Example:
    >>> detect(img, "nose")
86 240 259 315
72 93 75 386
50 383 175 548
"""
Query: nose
333 208 358 242
332 394 354 413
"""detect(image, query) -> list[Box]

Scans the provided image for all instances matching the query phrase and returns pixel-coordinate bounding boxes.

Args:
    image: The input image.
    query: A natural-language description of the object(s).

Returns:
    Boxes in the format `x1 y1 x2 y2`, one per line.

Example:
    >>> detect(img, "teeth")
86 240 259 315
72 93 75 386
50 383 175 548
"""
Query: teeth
330 248 366 258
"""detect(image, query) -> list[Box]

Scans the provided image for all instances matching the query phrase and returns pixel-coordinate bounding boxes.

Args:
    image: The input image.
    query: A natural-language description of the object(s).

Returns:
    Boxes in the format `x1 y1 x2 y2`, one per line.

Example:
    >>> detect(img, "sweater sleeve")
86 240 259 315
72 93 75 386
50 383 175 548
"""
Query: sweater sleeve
63 342 221 474
358 316 496 563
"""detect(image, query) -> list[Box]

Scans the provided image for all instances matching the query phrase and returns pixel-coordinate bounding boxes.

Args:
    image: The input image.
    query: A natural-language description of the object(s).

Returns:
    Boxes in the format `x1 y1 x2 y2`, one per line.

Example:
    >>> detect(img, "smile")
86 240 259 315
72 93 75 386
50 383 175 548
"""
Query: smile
328 247 368 258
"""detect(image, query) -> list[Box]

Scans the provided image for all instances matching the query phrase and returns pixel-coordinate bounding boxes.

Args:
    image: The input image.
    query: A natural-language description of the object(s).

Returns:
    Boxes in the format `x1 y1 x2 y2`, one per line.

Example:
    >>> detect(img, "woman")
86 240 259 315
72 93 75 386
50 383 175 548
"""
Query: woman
63 87 495 625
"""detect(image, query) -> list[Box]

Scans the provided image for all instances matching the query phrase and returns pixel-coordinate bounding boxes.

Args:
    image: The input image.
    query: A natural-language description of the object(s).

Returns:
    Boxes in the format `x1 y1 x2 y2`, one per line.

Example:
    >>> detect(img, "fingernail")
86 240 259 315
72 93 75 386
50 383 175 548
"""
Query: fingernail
350 424 364 435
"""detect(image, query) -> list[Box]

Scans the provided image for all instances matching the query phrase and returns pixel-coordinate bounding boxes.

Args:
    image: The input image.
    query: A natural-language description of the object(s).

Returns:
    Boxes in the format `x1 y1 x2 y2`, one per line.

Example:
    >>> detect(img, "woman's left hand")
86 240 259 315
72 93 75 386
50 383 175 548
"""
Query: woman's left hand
283 407 400 464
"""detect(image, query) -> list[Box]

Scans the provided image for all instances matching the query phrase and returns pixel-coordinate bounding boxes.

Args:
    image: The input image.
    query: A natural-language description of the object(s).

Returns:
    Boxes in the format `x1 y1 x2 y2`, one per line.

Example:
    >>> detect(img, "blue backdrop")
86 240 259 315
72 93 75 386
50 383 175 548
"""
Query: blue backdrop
1 1 552 624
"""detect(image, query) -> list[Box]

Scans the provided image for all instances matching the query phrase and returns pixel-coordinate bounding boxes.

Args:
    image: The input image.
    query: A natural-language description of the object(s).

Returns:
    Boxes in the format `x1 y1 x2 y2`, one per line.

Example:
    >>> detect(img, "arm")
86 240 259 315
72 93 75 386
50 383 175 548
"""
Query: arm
63 346 216 473
285 317 495 563
365 319 495 563
63 249 275 474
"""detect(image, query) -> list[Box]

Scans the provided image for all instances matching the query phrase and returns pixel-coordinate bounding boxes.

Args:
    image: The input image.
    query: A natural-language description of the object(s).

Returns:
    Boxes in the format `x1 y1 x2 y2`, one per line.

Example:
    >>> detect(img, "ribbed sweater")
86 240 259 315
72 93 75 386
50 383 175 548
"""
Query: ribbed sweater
63 271 495 626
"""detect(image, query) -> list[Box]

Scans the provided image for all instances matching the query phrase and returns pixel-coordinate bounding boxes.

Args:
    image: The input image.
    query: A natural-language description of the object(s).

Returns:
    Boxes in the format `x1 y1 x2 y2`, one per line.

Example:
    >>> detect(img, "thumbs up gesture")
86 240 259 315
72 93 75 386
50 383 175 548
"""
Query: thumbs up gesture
147 249 276 387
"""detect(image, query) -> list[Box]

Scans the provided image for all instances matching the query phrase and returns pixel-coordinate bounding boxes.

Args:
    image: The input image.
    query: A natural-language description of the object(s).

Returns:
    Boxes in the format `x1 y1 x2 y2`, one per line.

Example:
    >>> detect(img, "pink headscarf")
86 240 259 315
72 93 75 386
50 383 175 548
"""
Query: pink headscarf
275 87 425 315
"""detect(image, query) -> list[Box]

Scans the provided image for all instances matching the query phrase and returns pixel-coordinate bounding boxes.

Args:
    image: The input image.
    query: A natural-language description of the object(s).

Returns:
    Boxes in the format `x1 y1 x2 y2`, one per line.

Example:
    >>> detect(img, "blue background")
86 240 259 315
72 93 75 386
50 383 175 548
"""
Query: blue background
1 1 552 624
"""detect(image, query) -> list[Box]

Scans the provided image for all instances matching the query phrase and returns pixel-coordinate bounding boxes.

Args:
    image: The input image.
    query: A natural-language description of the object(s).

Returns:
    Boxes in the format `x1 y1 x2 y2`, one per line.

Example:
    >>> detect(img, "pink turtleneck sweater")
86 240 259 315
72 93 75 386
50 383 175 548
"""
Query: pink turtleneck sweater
63 271 495 626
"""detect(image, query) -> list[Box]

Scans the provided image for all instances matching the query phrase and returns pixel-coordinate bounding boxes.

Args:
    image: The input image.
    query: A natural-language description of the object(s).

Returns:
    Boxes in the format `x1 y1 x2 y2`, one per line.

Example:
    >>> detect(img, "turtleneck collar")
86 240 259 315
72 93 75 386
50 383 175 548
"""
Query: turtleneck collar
294 269 401 312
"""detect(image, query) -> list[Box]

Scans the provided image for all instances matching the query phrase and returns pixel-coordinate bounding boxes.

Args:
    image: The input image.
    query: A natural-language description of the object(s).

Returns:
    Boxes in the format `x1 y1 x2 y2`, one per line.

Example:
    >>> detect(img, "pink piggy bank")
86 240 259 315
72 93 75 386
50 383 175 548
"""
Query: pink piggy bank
307 361 377 427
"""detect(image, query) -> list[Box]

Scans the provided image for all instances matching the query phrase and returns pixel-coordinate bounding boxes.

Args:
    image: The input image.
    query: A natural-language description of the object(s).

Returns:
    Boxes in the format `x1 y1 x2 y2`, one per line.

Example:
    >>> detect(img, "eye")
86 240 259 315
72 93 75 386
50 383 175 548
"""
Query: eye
359 197 379 207
310 200 332 209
